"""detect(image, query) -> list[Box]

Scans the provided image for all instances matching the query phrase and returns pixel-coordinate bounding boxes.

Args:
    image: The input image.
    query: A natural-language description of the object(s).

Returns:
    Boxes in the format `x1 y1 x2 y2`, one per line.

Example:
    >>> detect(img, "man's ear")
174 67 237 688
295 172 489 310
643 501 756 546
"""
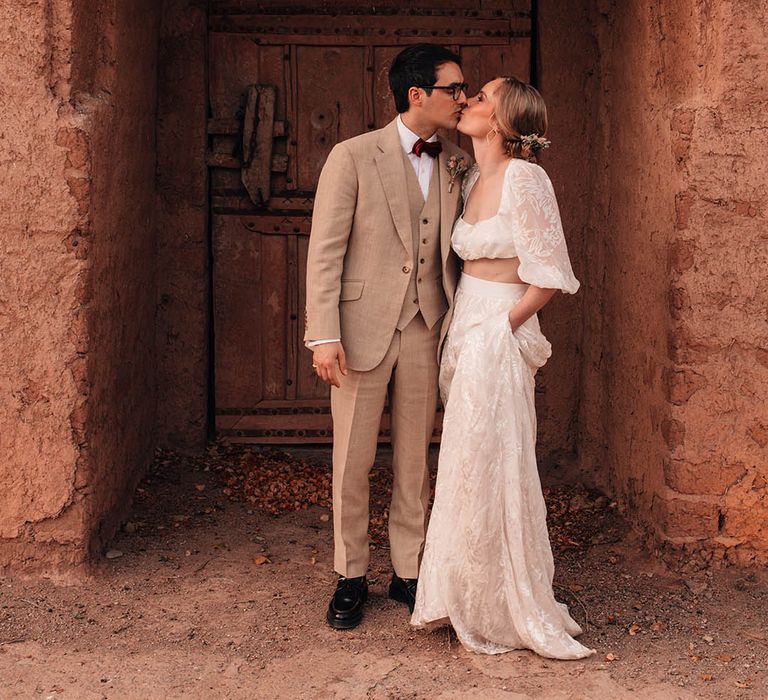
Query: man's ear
407 86 423 109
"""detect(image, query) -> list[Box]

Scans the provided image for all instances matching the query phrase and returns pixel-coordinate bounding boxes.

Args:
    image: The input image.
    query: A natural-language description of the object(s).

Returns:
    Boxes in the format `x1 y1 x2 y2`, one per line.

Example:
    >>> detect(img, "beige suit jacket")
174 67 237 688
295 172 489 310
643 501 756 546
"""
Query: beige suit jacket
304 118 471 372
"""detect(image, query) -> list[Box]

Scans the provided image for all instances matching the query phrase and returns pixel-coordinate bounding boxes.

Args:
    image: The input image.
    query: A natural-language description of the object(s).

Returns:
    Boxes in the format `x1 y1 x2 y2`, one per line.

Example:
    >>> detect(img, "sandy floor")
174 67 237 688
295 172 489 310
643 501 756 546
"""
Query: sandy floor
1 446 766 699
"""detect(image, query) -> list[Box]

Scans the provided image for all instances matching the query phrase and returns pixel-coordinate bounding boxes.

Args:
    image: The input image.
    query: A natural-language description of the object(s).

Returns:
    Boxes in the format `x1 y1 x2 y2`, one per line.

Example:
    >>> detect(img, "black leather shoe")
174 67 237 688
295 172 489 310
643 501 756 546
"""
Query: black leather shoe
388 573 417 613
326 575 368 630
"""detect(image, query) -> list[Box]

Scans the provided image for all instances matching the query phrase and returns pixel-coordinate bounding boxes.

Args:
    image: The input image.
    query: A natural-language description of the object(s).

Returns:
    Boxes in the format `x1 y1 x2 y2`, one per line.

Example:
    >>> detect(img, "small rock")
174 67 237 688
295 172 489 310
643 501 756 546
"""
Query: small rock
684 578 708 595
105 549 123 560
319 513 330 523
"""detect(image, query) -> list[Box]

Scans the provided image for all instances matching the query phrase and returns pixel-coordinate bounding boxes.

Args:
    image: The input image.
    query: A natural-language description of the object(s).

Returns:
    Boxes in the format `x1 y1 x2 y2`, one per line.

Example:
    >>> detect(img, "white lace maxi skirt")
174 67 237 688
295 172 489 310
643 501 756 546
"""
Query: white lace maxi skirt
411 273 595 659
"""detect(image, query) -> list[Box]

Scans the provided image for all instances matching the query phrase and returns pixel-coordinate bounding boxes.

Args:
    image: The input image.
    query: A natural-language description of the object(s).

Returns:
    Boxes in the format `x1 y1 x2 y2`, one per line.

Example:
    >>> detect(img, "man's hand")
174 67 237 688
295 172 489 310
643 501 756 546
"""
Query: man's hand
312 342 348 388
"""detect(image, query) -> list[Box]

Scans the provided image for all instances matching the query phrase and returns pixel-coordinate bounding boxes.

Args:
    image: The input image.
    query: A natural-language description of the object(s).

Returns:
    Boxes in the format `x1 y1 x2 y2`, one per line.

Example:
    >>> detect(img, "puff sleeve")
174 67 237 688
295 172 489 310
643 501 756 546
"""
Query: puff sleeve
502 160 580 294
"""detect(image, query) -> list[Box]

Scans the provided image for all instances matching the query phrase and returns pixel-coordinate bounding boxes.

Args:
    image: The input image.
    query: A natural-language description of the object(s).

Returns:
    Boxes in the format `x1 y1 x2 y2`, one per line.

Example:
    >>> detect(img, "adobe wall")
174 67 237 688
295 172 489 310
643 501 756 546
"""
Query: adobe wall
584 0 676 542
571 0 768 565
155 0 210 450
654 0 768 565
0 0 86 574
536 2 601 480
73 0 161 559
0 1 160 577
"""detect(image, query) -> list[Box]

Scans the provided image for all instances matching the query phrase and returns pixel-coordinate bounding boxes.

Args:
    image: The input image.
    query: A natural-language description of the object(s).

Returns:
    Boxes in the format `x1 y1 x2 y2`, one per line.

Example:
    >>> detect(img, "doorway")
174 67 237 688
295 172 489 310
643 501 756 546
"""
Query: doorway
208 3 532 443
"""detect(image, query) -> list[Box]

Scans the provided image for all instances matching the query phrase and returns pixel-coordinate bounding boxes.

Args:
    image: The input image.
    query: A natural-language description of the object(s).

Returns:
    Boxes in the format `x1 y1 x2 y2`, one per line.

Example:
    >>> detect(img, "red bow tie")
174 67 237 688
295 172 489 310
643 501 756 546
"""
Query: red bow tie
412 138 443 158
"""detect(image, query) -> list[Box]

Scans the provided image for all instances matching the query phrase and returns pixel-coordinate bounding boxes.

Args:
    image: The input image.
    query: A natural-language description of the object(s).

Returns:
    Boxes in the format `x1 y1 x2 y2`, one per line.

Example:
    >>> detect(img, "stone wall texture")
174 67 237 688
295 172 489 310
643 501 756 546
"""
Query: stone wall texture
0 0 160 577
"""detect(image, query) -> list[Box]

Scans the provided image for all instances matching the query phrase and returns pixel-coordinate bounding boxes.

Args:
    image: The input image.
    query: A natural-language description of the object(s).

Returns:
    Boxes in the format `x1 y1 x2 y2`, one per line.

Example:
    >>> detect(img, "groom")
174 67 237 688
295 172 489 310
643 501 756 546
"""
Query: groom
304 44 471 629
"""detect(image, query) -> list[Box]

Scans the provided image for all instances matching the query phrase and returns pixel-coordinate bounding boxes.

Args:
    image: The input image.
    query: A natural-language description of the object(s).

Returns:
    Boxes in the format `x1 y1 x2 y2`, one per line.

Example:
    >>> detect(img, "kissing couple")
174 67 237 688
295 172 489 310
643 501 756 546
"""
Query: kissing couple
304 43 595 659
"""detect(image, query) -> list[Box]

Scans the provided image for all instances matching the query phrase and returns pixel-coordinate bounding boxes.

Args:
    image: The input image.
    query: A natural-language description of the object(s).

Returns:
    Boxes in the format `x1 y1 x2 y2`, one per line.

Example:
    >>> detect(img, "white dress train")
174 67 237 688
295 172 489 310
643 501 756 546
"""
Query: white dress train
410 159 595 659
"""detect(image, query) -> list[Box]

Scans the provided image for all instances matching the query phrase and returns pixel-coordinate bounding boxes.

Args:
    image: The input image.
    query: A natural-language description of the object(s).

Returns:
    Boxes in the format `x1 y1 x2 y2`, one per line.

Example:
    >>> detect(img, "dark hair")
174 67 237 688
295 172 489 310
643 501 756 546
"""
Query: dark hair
388 44 462 113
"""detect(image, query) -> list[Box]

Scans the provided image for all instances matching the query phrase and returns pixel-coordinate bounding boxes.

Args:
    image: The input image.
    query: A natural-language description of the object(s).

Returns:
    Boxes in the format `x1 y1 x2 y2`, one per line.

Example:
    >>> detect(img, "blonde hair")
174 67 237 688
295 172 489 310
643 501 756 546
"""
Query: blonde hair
493 77 549 162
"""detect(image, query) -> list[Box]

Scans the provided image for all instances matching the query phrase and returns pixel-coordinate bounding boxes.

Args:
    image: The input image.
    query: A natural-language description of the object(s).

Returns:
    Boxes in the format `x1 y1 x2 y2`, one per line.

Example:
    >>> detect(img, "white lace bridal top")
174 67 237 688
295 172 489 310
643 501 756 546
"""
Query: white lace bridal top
452 159 580 294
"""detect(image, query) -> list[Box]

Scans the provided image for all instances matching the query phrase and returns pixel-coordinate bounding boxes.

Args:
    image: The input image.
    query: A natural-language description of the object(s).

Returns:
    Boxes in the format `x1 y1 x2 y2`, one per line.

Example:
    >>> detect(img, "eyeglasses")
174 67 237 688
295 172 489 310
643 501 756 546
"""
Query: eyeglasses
415 82 469 101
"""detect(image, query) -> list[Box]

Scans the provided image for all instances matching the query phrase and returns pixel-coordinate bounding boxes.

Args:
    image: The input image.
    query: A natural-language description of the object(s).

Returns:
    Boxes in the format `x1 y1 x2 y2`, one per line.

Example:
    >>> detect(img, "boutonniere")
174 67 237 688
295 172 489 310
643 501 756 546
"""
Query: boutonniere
446 155 469 193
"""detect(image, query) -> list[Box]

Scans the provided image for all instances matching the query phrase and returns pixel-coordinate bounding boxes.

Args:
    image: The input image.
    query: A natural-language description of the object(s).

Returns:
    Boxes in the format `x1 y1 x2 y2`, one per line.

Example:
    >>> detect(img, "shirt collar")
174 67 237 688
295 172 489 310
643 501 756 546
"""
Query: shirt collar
396 115 438 155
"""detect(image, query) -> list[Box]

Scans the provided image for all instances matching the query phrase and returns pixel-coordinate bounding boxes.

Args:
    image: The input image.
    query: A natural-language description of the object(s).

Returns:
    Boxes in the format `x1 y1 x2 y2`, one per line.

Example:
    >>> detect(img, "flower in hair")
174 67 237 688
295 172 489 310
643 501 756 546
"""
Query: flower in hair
519 133 551 152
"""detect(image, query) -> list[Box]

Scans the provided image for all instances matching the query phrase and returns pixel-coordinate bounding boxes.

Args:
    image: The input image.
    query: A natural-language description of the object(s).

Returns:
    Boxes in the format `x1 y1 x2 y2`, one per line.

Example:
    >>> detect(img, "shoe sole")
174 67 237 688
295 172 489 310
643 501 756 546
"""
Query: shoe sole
326 590 367 630
326 610 363 630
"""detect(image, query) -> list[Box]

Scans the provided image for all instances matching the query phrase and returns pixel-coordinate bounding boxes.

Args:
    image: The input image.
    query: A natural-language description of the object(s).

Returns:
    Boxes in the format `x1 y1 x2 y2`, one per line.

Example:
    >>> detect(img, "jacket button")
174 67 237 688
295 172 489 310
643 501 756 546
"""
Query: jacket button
413 298 419 304
422 218 429 225
422 238 428 244
420 258 426 264
402 265 410 273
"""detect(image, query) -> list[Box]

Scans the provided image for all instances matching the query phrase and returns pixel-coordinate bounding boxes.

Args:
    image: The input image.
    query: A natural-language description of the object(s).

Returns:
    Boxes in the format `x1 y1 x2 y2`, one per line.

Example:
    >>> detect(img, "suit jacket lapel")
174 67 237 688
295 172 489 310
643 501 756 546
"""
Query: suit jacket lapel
375 119 412 256
438 144 461 270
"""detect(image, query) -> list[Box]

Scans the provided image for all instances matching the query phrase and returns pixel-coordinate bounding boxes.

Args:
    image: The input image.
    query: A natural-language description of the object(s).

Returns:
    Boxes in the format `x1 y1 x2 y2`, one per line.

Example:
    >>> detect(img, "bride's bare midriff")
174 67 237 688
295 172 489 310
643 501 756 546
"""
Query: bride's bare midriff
463 256 524 284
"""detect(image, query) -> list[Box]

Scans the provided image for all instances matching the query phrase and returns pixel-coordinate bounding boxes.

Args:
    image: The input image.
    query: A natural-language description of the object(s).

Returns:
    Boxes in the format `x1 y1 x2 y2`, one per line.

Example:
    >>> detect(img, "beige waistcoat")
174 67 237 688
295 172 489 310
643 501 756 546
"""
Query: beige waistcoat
396 150 444 330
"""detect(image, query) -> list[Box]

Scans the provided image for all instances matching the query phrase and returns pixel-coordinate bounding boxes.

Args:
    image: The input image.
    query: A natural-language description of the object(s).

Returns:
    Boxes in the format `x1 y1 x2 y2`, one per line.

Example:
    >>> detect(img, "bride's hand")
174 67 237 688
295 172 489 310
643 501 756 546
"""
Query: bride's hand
508 286 557 331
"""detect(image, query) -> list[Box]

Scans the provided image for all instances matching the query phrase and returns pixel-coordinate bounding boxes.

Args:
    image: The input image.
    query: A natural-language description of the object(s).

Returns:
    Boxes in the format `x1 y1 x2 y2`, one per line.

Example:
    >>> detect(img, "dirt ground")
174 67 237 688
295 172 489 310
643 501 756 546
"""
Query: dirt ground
1 445 766 699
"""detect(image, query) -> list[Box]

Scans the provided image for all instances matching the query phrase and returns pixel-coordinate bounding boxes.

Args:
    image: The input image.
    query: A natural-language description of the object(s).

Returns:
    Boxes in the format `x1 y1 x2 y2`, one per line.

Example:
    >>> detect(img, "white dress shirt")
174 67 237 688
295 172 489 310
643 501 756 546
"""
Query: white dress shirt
306 116 438 348
396 114 438 200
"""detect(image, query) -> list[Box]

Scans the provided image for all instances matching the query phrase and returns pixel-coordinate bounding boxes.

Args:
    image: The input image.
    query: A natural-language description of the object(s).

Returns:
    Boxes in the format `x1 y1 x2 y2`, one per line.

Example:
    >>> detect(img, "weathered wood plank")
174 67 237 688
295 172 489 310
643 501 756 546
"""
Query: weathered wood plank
209 16 529 42
208 118 285 137
240 215 312 234
206 152 290 172
212 215 263 408
297 46 365 190
260 234 288 399
286 234 299 401
209 33 261 119
373 46 401 129
210 0 530 14
258 45 290 193
284 44 299 190
241 85 276 205
211 195 315 213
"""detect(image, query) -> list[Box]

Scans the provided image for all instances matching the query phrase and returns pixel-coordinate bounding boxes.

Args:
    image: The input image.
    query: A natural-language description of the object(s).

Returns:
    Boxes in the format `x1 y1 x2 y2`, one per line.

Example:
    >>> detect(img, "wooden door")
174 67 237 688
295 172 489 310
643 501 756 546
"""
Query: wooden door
208 1 532 443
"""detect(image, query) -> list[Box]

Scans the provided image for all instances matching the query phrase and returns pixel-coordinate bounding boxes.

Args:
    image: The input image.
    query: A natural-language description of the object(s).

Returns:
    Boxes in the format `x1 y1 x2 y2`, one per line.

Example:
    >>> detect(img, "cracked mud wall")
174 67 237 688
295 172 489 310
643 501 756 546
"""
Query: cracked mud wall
0 0 84 574
72 0 161 562
657 0 768 564
573 0 768 564
0 0 160 576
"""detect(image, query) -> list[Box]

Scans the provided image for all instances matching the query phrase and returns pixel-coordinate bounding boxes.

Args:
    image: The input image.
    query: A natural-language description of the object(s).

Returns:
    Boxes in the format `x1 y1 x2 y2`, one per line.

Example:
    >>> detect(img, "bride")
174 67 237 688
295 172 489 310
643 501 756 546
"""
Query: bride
410 76 595 659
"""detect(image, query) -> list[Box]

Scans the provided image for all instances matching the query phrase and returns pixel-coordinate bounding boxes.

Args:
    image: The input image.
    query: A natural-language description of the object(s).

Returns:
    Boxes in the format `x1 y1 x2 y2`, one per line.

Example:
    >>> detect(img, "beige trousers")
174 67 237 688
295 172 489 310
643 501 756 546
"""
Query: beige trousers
331 312 440 579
